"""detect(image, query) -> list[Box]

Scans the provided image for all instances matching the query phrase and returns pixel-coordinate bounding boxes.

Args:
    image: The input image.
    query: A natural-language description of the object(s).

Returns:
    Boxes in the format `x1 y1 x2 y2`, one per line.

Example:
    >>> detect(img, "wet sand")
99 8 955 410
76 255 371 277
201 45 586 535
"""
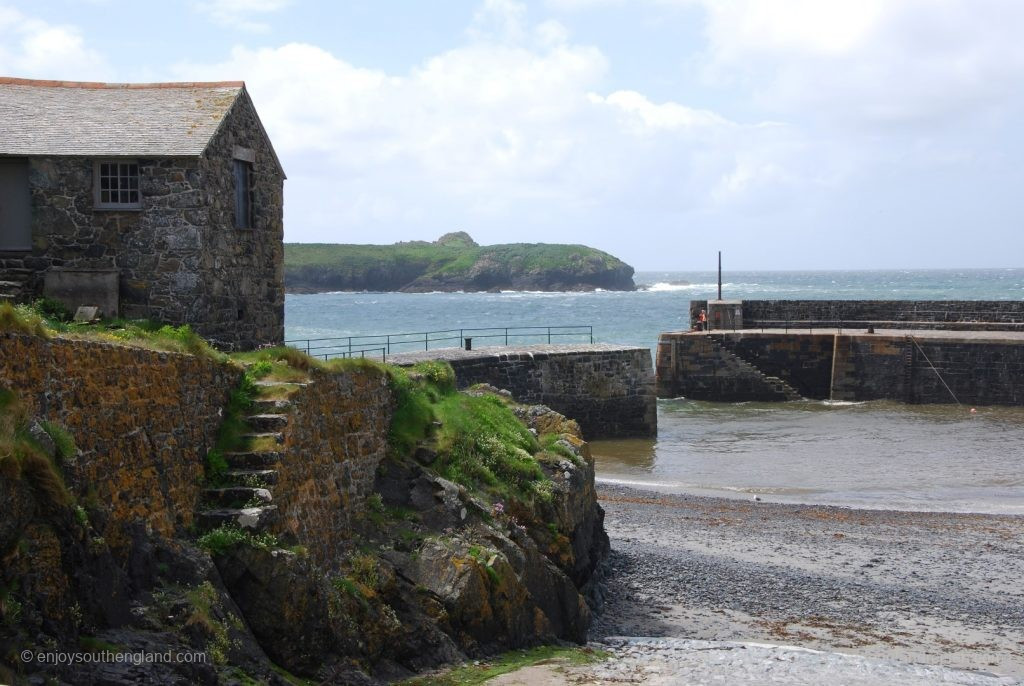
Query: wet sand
496 484 1024 684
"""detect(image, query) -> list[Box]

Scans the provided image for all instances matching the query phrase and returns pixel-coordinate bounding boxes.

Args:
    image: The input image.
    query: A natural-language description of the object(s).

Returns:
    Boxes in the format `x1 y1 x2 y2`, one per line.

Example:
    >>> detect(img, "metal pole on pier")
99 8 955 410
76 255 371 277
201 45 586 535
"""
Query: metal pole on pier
717 251 722 301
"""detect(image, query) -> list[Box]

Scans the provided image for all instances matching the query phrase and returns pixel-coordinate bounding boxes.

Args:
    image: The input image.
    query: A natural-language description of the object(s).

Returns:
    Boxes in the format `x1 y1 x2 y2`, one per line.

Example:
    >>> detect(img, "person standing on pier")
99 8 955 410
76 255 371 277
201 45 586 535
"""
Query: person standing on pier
698 309 708 331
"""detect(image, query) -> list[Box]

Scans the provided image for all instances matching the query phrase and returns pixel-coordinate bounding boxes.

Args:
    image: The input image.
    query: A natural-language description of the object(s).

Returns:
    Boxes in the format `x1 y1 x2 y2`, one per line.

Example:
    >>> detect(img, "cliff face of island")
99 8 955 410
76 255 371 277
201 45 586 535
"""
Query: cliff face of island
284 232 636 293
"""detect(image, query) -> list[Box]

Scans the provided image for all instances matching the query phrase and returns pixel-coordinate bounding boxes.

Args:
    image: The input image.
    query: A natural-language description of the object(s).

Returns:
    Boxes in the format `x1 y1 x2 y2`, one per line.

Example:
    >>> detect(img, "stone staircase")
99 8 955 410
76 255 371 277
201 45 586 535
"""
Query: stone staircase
706 335 803 401
197 382 304 533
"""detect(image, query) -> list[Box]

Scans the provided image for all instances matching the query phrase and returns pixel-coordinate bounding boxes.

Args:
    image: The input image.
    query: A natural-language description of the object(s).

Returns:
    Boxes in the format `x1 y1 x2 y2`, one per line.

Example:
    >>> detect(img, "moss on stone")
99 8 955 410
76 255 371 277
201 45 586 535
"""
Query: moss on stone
398 645 610 685
197 524 280 556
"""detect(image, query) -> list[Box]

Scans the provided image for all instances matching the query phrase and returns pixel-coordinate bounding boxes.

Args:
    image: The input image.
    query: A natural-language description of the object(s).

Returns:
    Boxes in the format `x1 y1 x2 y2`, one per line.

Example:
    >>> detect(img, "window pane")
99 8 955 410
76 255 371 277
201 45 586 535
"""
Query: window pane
129 191 139 203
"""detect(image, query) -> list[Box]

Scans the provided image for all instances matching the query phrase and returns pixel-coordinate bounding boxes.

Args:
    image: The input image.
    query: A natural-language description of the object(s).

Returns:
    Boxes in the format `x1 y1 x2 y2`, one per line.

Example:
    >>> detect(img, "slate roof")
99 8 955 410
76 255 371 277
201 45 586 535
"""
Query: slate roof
0 78 248 158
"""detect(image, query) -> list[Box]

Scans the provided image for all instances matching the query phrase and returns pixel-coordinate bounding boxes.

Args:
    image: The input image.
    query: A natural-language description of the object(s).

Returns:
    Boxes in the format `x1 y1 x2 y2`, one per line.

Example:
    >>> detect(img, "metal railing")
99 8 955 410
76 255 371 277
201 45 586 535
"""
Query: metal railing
743 320 847 334
286 325 594 362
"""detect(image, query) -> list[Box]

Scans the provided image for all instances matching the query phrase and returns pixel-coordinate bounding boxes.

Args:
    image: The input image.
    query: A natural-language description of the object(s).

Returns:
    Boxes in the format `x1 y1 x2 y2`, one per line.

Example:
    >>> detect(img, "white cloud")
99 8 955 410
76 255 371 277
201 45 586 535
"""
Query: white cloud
0 6 108 79
192 0 292 33
174 4 814 245
694 0 1024 128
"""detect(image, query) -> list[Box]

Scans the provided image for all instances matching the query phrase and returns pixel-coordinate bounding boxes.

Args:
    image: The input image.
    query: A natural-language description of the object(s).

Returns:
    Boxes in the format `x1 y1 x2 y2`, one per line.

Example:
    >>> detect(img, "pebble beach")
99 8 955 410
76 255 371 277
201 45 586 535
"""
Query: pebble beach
497 483 1024 684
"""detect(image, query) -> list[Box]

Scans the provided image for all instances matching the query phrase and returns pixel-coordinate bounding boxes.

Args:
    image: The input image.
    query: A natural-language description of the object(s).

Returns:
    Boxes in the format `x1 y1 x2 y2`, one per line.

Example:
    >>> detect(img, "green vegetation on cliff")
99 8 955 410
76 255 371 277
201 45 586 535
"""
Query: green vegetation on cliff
285 231 635 292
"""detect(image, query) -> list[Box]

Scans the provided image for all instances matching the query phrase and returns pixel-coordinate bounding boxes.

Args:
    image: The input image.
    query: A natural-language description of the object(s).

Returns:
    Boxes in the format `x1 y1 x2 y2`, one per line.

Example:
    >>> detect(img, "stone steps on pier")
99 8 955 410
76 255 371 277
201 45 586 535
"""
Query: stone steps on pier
705 335 804 402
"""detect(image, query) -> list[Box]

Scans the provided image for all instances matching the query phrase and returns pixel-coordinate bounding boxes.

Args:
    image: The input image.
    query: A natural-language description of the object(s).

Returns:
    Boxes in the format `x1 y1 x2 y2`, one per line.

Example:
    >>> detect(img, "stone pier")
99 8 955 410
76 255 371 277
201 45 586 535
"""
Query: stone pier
389 344 657 439
657 328 1024 406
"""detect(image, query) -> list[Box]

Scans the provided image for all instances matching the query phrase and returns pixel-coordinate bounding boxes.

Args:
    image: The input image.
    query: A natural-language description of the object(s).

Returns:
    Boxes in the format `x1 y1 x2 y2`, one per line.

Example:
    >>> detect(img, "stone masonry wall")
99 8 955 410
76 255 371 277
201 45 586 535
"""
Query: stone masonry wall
655 334 793 401
274 366 394 569
657 330 1024 406
0 91 284 350
0 155 206 322
0 332 239 546
731 300 1024 330
721 333 836 399
391 345 657 439
831 335 1024 405
194 92 284 350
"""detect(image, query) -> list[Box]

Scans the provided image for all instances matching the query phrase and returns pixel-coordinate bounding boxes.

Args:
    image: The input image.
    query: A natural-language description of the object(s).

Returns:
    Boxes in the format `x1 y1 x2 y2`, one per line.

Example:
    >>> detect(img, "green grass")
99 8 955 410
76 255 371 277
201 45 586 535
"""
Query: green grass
0 302 49 337
0 388 72 510
398 645 610 686
387 365 440 456
205 371 261 483
0 301 227 360
39 421 76 461
196 524 280 555
385 363 552 508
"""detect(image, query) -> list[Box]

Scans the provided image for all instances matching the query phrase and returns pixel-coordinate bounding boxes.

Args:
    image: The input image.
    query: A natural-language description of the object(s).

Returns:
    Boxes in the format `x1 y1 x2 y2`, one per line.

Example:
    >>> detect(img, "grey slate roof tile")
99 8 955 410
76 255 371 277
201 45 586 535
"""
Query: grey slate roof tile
0 78 244 157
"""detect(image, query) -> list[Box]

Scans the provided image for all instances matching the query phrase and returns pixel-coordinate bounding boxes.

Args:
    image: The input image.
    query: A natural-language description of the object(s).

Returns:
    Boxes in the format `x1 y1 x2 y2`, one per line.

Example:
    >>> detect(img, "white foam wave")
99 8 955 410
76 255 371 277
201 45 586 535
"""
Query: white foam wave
643 282 729 292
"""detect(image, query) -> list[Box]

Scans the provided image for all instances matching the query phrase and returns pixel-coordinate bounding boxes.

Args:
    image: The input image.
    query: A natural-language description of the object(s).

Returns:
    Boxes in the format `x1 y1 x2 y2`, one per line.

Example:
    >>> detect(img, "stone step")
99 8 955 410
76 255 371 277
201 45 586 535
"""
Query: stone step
204 486 273 508
223 450 282 469
242 432 284 446
255 380 310 388
223 469 279 487
251 398 292 414
246 413 289 433
197 505 279 532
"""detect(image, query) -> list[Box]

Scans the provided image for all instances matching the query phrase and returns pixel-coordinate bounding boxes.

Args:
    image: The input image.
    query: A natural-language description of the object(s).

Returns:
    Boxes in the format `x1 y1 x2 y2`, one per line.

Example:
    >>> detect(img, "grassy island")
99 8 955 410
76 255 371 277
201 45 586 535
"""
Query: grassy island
284 231 635 293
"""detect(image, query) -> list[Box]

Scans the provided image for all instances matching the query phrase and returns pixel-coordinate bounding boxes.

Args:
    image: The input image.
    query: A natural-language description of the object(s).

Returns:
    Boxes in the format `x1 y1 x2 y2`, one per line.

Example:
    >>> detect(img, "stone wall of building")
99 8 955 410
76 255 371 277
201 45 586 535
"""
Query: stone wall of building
687 300 1024 331
273 366 394 569
194 92 284 350
0 332 239 546
391 345 657 438
0 92 284 349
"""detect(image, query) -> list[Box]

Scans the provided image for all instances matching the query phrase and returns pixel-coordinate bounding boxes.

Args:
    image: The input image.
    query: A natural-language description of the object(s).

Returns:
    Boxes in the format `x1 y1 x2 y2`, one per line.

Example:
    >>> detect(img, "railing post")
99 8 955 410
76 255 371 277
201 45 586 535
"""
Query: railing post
425 332 428 351
547 327 551 344
505 328 509 346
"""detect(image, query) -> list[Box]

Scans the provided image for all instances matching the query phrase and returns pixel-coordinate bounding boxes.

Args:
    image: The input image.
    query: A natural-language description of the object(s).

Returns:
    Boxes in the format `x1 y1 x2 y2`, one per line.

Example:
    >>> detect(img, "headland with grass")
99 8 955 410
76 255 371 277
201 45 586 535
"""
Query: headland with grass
284 231 636 293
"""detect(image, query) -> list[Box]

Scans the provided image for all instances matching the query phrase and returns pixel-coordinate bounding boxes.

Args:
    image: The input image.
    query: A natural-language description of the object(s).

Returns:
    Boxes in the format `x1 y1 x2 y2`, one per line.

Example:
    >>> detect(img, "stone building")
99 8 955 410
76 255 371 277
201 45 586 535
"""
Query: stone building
0 77 285 349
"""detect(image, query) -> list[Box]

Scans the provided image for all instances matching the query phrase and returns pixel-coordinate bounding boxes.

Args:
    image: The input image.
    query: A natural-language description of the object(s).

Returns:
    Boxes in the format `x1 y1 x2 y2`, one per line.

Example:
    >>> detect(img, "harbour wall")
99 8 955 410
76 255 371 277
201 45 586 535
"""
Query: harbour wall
689 300 1024 331
389 344 657 438
657 331 1024 406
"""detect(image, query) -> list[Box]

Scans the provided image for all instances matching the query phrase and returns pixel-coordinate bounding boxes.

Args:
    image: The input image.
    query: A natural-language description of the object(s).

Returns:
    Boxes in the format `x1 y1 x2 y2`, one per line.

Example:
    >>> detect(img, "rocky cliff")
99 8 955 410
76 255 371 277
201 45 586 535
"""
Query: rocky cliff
0 330 608 685
284 232 636 293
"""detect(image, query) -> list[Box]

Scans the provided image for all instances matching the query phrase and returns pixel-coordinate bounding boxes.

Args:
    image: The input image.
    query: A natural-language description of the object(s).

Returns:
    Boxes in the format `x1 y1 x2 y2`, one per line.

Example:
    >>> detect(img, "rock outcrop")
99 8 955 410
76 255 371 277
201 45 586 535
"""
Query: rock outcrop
0 338 608 685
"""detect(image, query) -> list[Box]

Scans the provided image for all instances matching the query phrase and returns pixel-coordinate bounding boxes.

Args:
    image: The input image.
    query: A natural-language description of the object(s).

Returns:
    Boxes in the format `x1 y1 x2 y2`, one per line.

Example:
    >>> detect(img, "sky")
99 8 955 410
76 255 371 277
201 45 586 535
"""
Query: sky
2 0 1023 271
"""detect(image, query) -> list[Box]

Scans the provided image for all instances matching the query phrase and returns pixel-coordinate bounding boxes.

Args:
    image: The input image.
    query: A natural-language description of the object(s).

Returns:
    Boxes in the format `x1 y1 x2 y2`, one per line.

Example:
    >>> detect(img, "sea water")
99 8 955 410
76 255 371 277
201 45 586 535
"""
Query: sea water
286 269 1024 514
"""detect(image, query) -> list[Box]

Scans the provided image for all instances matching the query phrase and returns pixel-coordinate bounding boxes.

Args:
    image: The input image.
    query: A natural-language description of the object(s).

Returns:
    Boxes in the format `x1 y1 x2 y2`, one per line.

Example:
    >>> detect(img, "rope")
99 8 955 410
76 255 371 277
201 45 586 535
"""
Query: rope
908 336 961 406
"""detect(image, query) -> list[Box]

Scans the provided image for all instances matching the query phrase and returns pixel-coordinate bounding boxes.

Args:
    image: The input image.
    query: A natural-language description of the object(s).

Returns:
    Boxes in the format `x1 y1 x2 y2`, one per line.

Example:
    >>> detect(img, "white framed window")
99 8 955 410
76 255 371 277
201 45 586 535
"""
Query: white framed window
94 161 141 210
